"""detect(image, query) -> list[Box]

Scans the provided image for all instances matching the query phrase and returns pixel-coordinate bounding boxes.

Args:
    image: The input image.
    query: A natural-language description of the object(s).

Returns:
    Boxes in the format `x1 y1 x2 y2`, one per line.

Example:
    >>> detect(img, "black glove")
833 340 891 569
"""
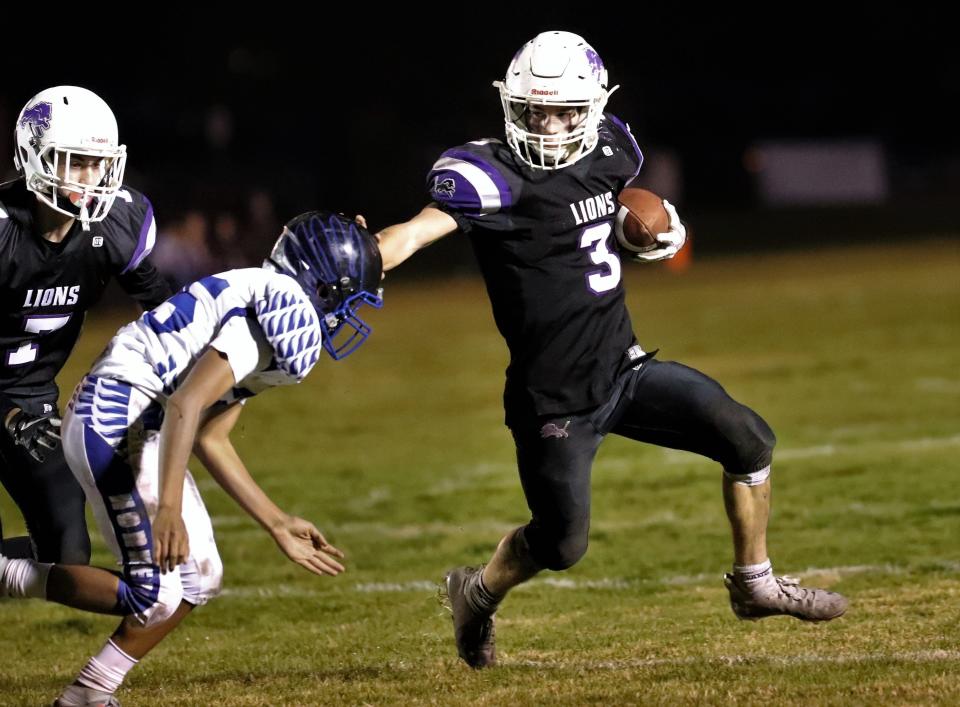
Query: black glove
5 410 62 462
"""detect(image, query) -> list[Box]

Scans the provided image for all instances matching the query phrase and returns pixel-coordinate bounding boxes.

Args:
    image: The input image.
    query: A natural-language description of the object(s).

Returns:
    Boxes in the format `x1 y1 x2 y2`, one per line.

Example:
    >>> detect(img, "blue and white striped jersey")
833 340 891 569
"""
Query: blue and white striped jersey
89 268 323 404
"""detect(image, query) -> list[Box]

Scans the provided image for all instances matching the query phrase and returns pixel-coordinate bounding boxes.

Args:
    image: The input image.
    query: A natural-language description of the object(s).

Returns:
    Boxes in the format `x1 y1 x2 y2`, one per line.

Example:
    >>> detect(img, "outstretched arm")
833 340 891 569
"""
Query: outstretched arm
376 205 459 271
193 401 345 577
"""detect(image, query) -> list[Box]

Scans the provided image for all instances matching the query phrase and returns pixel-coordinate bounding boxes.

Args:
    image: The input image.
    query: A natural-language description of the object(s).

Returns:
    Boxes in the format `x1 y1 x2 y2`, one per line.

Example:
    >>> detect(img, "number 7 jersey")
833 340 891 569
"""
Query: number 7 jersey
426 114 645 421
0 180 170 406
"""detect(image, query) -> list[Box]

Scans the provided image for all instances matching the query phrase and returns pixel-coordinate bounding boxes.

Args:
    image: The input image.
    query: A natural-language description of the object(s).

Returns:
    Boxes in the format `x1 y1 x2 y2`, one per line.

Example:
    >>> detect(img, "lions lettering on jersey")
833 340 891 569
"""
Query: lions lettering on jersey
570 191 616 225
23 286 80 307
0 179 170 403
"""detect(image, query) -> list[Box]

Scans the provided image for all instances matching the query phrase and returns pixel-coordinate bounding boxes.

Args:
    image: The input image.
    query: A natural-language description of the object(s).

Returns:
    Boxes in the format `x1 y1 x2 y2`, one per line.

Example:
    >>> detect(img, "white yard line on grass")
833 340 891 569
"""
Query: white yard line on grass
766 434 960 462
216 562 959 598
515 649 960 670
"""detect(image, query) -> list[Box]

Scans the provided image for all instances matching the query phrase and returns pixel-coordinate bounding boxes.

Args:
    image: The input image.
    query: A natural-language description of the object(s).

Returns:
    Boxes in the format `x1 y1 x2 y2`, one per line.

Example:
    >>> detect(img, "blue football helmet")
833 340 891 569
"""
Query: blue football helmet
265 211 383 360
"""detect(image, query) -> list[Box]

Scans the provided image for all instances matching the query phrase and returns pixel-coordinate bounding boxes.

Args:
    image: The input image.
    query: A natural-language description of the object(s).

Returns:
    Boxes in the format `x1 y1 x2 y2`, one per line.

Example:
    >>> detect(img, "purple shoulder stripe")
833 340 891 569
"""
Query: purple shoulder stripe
426 144 513 215
440 149 512 208
121 194 157 274
605 114 644 184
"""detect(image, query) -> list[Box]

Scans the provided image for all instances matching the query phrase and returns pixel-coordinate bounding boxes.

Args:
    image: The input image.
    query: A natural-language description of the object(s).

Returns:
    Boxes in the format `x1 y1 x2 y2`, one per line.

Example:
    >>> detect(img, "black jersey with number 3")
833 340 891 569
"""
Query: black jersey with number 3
0 180 171 406
426 114 645 422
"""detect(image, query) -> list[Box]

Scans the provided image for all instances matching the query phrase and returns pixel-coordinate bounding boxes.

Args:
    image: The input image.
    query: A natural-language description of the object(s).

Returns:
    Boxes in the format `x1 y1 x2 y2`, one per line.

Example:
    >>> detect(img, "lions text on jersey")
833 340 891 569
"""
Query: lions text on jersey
0 179 170 407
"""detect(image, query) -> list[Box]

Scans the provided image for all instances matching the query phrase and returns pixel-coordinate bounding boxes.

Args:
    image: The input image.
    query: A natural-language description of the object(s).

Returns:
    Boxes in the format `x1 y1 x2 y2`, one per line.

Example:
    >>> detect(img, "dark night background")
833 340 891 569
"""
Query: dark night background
2 12 957 277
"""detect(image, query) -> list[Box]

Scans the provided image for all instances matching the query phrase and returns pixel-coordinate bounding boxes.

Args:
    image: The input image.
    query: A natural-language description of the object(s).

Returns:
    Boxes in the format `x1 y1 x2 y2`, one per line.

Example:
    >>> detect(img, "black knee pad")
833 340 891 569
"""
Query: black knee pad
727 406 777 473
523 523 589 571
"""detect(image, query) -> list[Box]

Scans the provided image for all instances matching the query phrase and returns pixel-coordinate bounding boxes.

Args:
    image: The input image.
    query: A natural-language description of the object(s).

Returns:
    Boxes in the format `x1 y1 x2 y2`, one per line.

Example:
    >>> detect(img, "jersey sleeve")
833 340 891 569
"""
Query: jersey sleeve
426 141 516 233
602 114 645 187
117 258 174 310
253 275 323 384
113 188 158 273
209 315 271 384
109 187 174 309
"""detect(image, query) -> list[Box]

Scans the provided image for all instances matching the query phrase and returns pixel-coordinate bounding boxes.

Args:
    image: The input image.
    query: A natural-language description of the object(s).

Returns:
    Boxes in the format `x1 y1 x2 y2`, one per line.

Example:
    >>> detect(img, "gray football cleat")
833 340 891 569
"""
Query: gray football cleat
724 572 848 622
443 566 497 668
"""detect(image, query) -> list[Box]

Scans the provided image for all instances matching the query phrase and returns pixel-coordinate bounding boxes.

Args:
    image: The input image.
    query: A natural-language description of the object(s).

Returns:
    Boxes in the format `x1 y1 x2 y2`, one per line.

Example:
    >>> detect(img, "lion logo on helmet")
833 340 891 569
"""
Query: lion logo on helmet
19 101 53 154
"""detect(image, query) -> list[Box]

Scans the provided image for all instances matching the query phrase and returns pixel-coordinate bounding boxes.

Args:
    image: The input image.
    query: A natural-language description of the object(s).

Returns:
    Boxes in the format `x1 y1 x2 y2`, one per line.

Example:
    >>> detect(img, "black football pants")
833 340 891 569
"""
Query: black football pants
510 358 776 571
0 425 91 564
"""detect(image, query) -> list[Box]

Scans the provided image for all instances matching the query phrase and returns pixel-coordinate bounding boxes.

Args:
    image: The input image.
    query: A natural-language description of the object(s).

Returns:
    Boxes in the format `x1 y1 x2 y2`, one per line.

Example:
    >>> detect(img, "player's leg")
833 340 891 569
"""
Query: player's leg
0 467 37 558
491 413 602 582
52 481 220 707
446 409 603 668
610 358 847 621
0 422 91 564
723 473 770 566
52 601 197 707
0 454 33 557
0 551 196 706
51 379 207 705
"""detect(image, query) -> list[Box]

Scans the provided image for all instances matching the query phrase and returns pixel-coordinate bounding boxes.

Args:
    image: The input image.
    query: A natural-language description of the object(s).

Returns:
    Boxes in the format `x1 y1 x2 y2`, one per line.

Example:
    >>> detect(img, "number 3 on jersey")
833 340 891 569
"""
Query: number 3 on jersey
579 222 621 294
5 315 72 366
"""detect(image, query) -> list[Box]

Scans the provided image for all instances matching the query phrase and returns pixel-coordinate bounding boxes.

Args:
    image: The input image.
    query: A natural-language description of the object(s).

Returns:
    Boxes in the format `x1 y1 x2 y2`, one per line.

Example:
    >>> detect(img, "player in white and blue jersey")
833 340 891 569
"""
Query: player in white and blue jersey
0 211 383 707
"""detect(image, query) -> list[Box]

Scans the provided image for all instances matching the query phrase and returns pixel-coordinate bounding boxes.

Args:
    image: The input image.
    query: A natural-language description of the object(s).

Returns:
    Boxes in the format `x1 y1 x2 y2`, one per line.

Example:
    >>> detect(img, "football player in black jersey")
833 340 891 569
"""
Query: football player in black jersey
377 31 848 668
0 86 172 566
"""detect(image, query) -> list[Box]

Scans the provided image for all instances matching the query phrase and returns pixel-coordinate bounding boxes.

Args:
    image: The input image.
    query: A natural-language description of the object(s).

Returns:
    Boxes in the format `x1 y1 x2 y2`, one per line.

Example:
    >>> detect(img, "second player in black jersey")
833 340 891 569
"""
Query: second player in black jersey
377 31 848 668
0 86 172 564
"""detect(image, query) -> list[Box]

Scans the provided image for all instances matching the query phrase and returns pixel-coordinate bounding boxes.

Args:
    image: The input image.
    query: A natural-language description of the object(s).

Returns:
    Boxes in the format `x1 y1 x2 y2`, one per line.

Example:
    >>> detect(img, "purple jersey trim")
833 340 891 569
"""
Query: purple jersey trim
122 195 156 274
429 172 484 215
441 149 513 209
605 114 644 184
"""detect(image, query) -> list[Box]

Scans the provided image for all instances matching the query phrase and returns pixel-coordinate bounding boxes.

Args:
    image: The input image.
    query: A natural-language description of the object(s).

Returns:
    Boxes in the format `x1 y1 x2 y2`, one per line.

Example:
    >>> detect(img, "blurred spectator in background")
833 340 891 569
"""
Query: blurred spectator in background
211 211 251 270
240 189 281 262
151 210 215 288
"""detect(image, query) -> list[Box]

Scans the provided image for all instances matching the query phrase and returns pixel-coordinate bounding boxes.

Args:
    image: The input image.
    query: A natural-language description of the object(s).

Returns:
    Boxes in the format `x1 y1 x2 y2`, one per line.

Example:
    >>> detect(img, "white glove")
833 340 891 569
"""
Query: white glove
633 199 686 263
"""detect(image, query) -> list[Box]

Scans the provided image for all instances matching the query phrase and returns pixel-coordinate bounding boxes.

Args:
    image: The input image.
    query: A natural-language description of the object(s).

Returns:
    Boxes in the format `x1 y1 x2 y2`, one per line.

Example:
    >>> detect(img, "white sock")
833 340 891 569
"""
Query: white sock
75 639 138 694
733 559 777 594
0 556 51 598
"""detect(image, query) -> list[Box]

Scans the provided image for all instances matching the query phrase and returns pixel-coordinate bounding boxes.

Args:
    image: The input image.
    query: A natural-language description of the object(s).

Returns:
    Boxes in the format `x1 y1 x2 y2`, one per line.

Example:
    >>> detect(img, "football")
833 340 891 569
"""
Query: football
614 187 670 252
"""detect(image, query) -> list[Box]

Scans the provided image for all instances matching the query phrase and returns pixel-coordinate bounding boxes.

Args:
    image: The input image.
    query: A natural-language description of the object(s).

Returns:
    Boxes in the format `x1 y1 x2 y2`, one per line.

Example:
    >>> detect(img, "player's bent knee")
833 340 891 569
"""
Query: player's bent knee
181 554 224 606
117 571 183 626
534 533 589 571
724 406 776 479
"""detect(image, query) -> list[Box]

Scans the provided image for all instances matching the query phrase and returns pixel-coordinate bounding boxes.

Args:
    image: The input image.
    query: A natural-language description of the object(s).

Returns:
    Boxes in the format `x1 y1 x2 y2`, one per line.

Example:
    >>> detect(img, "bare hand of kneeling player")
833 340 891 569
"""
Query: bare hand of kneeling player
271 514 345 576
153 505 190 574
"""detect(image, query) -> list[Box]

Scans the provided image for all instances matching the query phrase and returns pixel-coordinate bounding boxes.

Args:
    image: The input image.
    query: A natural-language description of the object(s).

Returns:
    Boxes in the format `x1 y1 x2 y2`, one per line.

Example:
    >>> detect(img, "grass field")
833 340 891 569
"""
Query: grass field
2 239 959 705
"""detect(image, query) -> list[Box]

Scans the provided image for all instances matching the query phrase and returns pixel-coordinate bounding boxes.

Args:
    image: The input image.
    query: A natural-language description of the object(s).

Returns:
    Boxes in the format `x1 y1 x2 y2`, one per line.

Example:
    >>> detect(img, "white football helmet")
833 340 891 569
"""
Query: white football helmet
13 86 127 230
495 31 615 170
